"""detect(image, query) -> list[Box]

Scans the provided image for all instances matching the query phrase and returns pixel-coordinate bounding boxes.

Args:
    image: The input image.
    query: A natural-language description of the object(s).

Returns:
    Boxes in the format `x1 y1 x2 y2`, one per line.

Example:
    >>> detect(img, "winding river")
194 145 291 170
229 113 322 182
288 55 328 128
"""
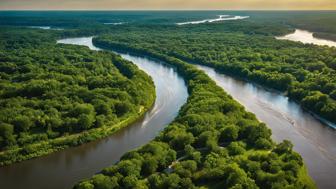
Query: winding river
1 36 335 189
197 65 336 189
0 37 188 189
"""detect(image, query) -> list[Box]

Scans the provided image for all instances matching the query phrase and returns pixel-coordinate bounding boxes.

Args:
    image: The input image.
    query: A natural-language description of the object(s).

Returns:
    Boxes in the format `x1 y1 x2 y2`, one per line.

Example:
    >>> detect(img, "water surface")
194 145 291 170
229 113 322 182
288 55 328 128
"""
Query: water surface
176 15 249 25
2 36 335 189
103 22 125 25
197 65 336 189
276 29 336 47
28 26 64 30
0 37 188 189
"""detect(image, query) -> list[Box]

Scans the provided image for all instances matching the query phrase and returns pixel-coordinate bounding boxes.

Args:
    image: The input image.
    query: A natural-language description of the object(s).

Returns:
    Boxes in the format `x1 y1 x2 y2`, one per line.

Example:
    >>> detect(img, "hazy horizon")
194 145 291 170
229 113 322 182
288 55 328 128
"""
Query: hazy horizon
1 0 336 10
1 10 336 11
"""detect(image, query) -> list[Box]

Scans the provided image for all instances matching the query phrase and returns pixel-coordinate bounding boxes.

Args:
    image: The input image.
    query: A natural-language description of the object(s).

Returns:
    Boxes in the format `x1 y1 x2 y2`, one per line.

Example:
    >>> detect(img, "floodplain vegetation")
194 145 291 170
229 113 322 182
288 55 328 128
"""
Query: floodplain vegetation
0 29 155 165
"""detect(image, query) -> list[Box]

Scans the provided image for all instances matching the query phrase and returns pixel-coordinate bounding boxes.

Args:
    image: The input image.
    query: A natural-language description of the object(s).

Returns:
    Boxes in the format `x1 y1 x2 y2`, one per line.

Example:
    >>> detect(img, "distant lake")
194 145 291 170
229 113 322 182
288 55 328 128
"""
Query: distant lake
103 22 125 25
176 15 249 25
276 29 336 47
28 26 64 30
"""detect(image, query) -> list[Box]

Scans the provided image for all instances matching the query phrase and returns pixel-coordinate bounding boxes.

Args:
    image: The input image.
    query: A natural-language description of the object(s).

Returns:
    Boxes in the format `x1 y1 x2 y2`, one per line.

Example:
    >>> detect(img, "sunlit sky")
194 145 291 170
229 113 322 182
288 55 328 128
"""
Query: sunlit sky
1 0 336 10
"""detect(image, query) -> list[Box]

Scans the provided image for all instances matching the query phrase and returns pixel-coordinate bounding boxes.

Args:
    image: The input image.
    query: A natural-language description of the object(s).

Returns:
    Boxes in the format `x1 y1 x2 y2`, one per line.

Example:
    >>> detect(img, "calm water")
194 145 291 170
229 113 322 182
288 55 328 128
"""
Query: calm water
197 65 336 189
0 37 188 189
176 15 249 25
276 29 336 47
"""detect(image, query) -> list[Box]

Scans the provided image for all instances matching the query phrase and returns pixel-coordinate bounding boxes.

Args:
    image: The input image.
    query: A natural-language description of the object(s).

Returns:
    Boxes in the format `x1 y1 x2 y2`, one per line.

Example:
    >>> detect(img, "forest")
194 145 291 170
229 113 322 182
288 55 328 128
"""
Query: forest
74 40 315 189
92 24 336 124
1 11 334 188
0 28 155 165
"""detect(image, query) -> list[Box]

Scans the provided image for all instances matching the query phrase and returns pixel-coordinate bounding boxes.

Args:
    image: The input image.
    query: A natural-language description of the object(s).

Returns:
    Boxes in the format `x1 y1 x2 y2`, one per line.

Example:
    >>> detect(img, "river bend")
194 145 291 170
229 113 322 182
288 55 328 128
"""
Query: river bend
1 36 335 189
0 37 188 189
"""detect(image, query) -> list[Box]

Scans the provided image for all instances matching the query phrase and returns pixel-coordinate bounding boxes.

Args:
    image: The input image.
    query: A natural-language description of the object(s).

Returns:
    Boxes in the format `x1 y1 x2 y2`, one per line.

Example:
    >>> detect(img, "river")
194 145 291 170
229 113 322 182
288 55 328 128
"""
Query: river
1 36 335 189
0 37 188 189
57 37 336 188
176 15 249 25
197 65 336 189
276 29 336 47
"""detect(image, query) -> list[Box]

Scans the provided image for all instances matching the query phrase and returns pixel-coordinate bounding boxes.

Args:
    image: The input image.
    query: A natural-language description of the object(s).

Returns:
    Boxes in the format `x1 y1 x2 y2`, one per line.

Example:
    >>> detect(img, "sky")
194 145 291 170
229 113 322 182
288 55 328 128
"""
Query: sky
1 0 336 10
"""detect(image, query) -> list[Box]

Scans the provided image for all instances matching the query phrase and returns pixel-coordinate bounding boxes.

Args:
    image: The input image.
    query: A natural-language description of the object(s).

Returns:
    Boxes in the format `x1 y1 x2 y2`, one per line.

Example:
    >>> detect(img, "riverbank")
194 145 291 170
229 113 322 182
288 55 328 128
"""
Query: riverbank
314 32 336 42
196 64 336 189
276 29 336 48
95 29 336 127
0 36 188 189
0 104 154 166
185 57 336 129
176 56 336 130
0 34 156 166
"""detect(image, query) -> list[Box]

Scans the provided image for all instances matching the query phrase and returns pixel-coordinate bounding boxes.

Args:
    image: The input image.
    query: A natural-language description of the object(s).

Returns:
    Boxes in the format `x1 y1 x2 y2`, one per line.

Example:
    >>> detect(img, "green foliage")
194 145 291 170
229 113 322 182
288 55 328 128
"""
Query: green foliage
220 125 239 142
0 123 15 149
0 28 155 165
92 174 118 189
0 12 320 188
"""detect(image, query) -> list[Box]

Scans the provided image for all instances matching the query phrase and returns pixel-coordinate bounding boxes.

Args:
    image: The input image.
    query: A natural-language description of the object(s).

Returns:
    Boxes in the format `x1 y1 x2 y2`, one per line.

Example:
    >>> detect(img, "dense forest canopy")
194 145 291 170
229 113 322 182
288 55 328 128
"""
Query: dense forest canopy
0 28 155 165
1 11 333 188
1 11 336 38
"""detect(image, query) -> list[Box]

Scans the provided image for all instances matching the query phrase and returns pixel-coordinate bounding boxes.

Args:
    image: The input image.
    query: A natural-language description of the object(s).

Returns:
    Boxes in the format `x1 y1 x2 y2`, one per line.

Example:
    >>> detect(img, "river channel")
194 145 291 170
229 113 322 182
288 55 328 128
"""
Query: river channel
0 37 188 189
1 36 335 189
